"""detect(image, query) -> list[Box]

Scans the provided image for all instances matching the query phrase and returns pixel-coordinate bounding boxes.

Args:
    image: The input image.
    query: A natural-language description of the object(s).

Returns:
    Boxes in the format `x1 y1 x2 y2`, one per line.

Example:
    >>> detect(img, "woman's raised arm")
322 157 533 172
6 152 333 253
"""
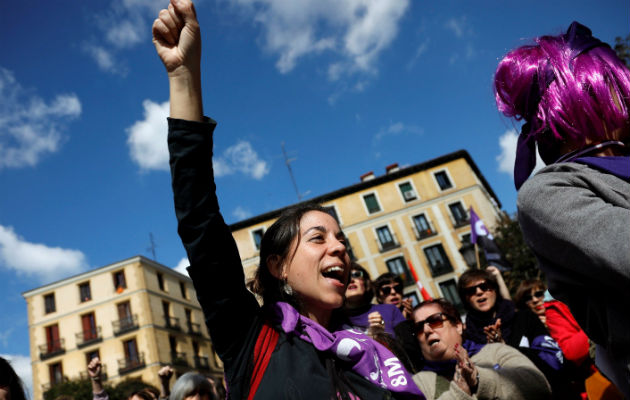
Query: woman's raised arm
153 0 203 122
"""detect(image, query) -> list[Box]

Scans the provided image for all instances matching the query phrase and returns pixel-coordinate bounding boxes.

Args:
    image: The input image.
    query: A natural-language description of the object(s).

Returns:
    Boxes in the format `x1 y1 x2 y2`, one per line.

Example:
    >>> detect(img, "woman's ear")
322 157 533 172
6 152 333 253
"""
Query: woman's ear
266 255 285 279
456 321 464 336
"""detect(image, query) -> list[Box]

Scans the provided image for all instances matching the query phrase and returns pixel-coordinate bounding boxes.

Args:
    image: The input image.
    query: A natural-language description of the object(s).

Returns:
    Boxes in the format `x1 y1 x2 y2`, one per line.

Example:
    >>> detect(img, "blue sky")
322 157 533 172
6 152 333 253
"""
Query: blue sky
1 0 627 394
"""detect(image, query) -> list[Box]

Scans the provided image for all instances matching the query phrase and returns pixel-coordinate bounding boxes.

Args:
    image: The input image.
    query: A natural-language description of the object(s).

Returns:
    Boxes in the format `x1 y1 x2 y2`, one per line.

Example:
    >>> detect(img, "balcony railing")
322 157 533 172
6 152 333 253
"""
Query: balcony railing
194 355 210 370
451 216 470 229
79 364 108 381
39 339 65 360
171 351 188 367
188 322 202 336
376 235 401 253
113 315 139 336
41 376 69 392
413 223 438 241
429 262 454 277
76 327 102 348
118 353 145 375
165 316 181 331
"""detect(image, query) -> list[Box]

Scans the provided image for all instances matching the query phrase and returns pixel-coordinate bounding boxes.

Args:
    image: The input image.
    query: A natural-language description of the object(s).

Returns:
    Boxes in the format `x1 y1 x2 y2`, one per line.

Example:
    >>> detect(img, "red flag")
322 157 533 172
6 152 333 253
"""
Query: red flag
407 260 432 301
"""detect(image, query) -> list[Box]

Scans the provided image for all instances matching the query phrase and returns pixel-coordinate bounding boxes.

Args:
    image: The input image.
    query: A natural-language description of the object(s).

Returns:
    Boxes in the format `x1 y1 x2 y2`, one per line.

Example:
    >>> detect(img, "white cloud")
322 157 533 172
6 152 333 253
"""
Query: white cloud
173 257 190 276
373 121 423 144
0 225 88 283
127 100 170 171
234 0 409 79
0 353 32 398
496 129 544 177
445 16 467 38
127 100 269 179
214 141 270 180
406 39 429 70
233 206 252 221
0 68 81 169
85 0 162 73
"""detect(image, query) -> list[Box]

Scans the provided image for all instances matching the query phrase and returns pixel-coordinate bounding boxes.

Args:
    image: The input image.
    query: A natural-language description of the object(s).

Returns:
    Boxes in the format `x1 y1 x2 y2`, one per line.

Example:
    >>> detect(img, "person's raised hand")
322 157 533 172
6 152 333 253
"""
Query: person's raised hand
454 343 479 394
483 318 504 343
401 298 413 319
87 356 102 379
367 311 385 330
158 365 174 382
152 0 201 75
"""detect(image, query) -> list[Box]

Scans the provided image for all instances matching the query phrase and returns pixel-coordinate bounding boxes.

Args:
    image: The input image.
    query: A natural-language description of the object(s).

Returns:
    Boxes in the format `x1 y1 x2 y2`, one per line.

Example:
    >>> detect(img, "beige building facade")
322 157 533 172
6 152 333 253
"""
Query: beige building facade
231 150 503 307
23 256 222 400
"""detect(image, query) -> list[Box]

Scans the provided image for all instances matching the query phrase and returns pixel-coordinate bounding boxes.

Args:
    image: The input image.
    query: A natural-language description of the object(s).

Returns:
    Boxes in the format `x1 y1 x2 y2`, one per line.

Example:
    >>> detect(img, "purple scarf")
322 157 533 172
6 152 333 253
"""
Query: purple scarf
269 302 425 399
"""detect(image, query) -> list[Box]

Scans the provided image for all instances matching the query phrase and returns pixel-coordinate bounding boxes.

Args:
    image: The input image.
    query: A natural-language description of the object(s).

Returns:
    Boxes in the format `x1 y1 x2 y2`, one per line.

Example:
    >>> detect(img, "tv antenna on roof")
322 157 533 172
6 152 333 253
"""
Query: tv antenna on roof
281 142 309 201
147 233 157 261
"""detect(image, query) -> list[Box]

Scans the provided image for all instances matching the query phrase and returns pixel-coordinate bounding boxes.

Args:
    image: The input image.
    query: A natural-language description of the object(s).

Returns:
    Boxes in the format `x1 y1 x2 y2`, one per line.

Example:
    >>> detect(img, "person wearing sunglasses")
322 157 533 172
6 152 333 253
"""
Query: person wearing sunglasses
411 299 551 400
374 272 414 319
458 269 578 399
494 21 630 397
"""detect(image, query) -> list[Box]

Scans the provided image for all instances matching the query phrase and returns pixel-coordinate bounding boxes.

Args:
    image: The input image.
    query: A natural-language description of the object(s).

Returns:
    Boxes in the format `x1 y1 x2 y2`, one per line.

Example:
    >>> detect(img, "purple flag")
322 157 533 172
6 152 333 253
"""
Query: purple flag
469 207 511 271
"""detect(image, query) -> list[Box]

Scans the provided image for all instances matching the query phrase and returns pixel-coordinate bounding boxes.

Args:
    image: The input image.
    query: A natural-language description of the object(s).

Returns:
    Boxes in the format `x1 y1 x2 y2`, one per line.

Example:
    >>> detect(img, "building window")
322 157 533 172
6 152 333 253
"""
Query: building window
251 228 264 251
157 272 165 291
460 233 471 244
434 171 453 190
81 313 98 341
123 338 140 364
439 279 464 314
44 293 56 314
113 270 126 293
423 244 453 277
376 226 398 251
412 214 436 239
49 362 63 385
323 206 340 225
404 292 420 308
363 193 381 214
79 282 91 302
45 324 62 353
385 256 413 285
449 202 469 228
180 281 187 299
398 182 417 202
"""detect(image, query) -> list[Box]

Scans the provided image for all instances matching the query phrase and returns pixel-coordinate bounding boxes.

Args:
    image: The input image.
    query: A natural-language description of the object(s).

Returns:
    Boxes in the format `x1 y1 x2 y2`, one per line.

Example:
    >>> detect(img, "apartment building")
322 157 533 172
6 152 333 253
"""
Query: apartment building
230 150 503 307
23 256 222 400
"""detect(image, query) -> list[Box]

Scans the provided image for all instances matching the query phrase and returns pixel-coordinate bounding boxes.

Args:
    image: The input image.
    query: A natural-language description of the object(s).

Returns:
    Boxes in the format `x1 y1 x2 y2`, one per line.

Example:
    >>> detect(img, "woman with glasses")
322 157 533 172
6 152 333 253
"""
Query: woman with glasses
457 269 577 399
153 1 422 398
374 272 414 319
411 299 551 399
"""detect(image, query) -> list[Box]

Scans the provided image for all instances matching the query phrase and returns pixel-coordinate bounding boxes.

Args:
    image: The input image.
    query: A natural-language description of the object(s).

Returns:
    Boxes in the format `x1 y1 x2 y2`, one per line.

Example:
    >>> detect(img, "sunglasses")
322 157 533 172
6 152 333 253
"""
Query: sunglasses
378 283 403 296
524 290 545 303
414 312 450 334
463 281 493 297
350 270 364 279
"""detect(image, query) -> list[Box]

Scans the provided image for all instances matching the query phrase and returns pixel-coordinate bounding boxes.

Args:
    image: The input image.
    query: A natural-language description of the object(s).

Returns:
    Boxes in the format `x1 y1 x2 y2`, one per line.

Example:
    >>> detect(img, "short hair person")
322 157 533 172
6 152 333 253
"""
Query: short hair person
494 21 630 396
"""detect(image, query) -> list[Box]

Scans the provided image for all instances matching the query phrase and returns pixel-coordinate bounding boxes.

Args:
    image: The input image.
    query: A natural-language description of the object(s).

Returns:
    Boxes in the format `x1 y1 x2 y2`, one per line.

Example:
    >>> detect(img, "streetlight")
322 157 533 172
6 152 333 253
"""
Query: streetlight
459 242 478 269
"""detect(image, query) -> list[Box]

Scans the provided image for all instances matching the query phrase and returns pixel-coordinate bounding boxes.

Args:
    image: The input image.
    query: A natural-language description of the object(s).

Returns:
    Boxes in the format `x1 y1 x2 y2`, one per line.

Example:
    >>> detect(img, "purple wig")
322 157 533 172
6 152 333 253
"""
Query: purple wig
494 22 630 165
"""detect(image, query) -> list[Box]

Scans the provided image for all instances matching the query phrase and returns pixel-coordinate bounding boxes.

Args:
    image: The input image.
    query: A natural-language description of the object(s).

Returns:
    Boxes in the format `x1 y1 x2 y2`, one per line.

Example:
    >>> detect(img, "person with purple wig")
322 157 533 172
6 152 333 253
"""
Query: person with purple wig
493 21 630 396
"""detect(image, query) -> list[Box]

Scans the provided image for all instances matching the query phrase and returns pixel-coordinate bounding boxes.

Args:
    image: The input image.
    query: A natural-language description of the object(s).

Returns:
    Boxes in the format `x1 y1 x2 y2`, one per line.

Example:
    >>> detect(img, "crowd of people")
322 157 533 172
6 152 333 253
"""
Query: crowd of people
152 0 628 398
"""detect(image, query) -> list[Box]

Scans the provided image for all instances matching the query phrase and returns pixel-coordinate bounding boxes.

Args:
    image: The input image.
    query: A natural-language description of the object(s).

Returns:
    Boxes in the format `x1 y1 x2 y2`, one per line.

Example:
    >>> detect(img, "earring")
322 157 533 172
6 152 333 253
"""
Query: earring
282 279 294 296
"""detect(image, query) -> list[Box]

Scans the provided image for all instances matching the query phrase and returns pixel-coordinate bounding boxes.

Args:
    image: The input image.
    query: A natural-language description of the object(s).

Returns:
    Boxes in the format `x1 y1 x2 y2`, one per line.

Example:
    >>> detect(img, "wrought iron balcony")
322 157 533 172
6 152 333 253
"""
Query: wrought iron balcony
113 315 139 336
451 216 470 229
118 353 145 375
187 322 202 336
413 224 438 241
194 355 210 370
171 351 188 367
41 376 69 392
76 327 102 348
165 316 181 331
429 262 454 277
39 339 65 360
377 236 401 253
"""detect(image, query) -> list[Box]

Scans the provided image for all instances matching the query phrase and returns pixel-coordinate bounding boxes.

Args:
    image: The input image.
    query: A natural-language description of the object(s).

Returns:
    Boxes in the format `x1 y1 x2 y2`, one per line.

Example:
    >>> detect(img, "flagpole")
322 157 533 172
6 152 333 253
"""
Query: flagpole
474 243 481 269
407 260 433 301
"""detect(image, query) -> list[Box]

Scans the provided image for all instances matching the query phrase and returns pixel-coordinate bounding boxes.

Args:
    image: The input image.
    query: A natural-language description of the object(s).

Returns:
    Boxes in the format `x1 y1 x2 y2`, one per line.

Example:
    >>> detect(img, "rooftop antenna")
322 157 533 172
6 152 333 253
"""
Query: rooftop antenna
147 233 157 260
281 142 309 201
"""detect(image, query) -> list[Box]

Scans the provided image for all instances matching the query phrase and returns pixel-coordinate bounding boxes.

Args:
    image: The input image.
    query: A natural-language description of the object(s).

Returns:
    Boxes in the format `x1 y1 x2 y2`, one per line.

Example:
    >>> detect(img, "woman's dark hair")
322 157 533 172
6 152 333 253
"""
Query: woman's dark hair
413 298 462 324
249 203 334 309
127 388 158 400
345 262 374 306
373 272 403 303
456 269 499 311
0 356 28 400
514 279 546 310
